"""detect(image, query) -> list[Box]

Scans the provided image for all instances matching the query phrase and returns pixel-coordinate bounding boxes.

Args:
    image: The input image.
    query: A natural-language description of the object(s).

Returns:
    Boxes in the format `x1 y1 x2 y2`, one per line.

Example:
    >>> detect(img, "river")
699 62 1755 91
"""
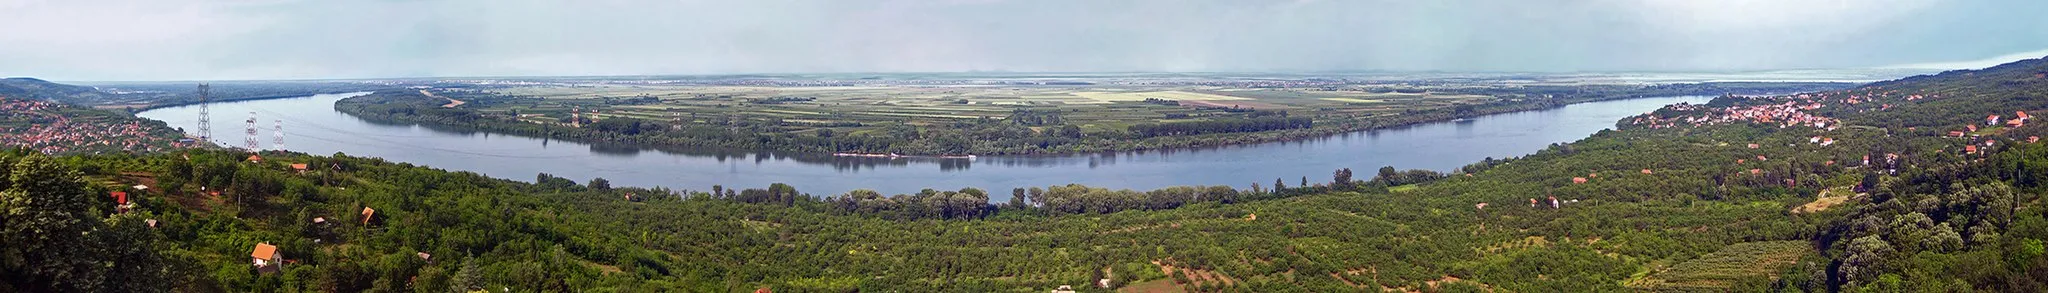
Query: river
137 93 1710 200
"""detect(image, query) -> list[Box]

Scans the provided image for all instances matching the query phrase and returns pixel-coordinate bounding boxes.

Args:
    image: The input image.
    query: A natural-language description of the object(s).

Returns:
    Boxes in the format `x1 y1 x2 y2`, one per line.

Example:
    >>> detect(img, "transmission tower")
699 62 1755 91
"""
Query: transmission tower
196 84 211 143
273 119 285 150
244 112 260 150
571 106 583 128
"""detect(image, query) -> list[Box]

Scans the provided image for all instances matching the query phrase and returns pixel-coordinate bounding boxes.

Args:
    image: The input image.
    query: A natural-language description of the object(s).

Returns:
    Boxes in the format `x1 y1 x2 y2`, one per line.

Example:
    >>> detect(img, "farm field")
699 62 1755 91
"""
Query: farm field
1627 241 1812 292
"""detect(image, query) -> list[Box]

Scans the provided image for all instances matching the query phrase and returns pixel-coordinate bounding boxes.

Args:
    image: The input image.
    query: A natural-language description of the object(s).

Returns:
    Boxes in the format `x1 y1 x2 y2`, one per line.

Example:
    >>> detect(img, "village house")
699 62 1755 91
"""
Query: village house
252 243 283 274
111 191 132 213
361 207 376 225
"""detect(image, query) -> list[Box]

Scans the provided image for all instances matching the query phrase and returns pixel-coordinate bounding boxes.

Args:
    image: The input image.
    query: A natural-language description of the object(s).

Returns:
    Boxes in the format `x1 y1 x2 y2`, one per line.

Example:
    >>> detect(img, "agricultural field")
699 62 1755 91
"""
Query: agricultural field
1627 241 1812 292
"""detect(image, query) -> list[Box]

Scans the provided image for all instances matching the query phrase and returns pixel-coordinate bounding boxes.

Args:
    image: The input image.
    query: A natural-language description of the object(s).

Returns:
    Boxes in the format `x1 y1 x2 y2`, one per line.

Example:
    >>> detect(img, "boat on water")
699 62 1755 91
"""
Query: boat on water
1452 118 1475 123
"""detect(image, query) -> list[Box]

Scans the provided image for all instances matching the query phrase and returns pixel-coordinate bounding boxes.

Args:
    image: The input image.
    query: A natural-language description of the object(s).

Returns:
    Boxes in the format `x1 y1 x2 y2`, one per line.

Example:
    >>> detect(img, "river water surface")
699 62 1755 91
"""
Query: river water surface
138 93 1710 200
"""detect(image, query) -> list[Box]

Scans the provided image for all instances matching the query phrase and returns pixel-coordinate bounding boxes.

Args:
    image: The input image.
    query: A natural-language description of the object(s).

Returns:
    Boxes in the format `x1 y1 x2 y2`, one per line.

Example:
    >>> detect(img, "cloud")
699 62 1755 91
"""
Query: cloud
3 0 2045 80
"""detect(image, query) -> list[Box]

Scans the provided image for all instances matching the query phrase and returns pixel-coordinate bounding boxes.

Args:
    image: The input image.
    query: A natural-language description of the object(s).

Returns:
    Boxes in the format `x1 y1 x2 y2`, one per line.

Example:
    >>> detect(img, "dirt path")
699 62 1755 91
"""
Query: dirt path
421 90 464 108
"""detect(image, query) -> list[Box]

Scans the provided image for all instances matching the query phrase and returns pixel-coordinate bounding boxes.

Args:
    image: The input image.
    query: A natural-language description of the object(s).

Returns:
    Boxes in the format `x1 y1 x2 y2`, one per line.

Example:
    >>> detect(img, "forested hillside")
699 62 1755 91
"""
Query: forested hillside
2 57 2046 292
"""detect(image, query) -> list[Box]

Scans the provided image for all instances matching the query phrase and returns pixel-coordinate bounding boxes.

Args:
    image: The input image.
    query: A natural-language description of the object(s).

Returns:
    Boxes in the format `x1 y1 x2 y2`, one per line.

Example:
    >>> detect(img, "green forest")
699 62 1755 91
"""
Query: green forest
4 58 2048 292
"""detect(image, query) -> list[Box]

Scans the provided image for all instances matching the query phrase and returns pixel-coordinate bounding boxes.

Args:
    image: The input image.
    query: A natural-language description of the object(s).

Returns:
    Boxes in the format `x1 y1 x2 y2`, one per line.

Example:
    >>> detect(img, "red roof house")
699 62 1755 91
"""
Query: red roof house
361 207 376 225
252 243 283 273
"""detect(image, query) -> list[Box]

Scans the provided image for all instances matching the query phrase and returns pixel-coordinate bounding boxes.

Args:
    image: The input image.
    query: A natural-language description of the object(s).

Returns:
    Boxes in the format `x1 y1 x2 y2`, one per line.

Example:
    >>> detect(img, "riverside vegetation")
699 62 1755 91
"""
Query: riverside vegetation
3 59 2048 291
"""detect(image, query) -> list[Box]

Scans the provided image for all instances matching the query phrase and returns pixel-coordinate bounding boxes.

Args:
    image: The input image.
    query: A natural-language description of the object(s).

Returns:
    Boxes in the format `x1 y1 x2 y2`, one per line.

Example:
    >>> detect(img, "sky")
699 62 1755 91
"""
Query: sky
3 0 2047 81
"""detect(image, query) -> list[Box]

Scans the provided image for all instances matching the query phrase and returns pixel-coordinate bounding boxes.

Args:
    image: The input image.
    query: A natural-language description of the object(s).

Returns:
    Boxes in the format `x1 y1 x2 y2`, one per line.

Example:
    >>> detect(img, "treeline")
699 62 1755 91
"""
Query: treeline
1128 116 1311 137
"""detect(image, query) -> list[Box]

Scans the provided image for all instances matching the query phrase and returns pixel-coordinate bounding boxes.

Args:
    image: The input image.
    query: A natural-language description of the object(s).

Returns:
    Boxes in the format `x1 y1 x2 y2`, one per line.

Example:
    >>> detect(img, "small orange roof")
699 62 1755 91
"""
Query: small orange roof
247 155 262 162
290 163 308 170
252 243 278 259
361 207 376 224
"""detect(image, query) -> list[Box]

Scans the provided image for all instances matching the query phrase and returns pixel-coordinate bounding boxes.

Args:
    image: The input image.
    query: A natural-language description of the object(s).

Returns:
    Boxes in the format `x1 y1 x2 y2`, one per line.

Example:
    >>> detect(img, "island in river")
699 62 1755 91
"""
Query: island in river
326 75 1850 156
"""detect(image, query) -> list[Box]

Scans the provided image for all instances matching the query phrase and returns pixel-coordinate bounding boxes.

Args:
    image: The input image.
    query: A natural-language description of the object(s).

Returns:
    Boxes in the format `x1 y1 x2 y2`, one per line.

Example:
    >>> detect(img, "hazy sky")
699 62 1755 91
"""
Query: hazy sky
4 0 2047 81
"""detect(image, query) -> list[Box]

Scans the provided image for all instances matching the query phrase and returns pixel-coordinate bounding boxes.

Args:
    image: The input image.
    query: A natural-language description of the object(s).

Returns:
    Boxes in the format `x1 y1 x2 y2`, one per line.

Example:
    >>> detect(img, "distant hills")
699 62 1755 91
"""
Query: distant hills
0 77 114 104
0 78 390 108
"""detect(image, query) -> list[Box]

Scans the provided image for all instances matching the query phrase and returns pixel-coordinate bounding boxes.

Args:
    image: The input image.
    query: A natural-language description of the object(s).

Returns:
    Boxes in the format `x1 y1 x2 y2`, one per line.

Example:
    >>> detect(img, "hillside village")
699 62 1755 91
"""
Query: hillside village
0 96 193 154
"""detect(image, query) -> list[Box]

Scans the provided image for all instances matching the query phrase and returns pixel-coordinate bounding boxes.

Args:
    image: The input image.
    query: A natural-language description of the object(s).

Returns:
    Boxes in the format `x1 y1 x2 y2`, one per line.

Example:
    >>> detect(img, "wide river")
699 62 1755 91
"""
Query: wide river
139 93 1709 200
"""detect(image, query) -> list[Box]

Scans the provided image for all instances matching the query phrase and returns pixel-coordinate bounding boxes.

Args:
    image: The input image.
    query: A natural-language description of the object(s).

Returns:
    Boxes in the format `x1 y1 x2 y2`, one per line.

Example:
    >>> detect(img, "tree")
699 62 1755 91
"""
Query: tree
1378 166 1398 182
1842 235 1894 283
449 257 483 292
1009 188 1028 209
1060 125 1083 138
1275 178 1286 190
1027 187 1045 207
160 158 192 192
1333 168 1353 188
1 154 170 292
588 177 612 191
1924 223 1963 253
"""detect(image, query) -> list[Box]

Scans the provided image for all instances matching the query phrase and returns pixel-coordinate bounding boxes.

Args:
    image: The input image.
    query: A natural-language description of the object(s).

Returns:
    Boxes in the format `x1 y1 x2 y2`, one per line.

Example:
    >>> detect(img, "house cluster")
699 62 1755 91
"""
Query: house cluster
0 98 189 154
1628 100 1840 130
1989 111 2031 128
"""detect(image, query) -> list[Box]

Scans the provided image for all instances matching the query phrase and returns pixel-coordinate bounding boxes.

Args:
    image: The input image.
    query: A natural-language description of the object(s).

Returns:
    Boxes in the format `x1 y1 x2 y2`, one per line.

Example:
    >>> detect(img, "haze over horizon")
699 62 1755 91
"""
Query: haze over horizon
5 0 2048 81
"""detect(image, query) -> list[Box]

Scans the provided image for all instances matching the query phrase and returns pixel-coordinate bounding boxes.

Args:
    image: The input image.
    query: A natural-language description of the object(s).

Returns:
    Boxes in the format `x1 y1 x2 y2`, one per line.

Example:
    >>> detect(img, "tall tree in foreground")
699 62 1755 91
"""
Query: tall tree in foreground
0 153 173 292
